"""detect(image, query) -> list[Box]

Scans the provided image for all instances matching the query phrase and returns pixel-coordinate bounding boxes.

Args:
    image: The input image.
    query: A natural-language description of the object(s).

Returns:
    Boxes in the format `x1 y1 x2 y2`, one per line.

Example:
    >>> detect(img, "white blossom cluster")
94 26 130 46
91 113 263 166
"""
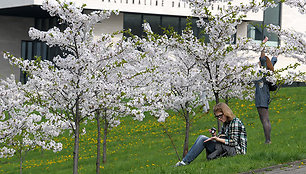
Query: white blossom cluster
136 23 212 120
284 0 306 14
130 21 255 122
266 24 306 64
185 1 267 102
0 75 62 158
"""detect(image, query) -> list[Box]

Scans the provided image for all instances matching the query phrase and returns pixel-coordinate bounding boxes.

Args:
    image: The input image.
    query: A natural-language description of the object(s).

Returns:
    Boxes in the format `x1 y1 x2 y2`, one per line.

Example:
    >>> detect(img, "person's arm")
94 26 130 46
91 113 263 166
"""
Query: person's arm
259 51 265 67
260 36 268 62
263 36 268 44
204 136 226 143
215 137 225 143
271 56 277 66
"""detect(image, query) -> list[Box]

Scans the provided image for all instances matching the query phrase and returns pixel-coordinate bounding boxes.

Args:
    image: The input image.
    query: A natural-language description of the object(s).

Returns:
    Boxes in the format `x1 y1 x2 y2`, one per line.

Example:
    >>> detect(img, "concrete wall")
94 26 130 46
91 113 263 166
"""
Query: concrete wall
237 22 248 39
281 4 306 33
0 0 263 20
0 16 34 80
0 0 35 9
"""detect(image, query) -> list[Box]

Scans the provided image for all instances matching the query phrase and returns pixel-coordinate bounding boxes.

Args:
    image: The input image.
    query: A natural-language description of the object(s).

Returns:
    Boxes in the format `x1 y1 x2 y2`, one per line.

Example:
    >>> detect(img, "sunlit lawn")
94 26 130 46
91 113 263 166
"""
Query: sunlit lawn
0 87 305 174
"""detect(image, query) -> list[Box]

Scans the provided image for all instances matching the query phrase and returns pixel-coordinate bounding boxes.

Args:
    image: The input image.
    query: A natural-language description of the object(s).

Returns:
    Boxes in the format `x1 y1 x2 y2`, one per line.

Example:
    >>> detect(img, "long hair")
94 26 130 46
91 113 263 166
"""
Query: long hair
265 56 274 72
213 102 235 121
260 50 274 71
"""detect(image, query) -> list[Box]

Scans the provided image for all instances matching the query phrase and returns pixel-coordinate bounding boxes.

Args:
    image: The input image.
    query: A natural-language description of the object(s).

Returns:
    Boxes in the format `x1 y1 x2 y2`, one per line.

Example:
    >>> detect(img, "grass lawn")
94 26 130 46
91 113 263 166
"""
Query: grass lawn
0 87 305 174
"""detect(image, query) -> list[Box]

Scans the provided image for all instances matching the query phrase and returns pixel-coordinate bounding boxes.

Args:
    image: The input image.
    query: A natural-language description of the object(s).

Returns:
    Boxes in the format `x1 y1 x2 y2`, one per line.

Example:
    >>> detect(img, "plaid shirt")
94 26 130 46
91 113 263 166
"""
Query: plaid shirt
220 117 247 155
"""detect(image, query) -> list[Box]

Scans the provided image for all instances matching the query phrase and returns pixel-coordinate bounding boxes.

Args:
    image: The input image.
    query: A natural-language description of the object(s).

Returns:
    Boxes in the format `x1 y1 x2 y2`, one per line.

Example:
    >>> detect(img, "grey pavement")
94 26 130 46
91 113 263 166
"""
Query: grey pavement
241 159 306 174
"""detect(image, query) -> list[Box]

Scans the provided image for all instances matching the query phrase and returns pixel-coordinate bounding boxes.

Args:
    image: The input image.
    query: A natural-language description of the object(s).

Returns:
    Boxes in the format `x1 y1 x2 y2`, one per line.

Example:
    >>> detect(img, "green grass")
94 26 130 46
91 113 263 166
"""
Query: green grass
0 87 305 174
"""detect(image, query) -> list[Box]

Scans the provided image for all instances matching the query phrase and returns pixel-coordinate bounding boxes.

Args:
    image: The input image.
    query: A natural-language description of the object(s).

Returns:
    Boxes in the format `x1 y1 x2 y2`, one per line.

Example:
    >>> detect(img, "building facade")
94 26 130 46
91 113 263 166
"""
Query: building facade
0 0 305 81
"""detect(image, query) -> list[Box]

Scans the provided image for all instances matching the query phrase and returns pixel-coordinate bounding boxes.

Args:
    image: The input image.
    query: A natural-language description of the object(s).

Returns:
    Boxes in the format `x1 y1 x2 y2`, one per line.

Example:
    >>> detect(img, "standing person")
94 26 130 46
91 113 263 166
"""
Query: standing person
175 102 247 166
254 37 277 144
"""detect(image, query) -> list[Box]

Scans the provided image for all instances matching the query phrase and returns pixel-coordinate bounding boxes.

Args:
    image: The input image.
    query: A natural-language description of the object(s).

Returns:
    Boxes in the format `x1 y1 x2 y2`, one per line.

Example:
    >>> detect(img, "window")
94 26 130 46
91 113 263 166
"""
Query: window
247 21 263 41
20 17 65 83
124 13 143 37
143 14 162 35
262 1 281 46
247 1 281 46
123 13 206 40
189 18 210 43
161 16 179 32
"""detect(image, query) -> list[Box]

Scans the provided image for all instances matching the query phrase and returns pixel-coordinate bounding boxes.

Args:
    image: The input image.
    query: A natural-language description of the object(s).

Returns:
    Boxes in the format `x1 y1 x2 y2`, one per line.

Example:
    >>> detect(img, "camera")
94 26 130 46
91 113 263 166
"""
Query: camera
210 127 216 135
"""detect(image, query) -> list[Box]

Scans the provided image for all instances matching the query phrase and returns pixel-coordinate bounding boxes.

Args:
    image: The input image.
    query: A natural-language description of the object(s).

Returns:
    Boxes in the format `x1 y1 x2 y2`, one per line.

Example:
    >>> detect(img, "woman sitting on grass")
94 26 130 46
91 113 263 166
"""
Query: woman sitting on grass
175 102 247 166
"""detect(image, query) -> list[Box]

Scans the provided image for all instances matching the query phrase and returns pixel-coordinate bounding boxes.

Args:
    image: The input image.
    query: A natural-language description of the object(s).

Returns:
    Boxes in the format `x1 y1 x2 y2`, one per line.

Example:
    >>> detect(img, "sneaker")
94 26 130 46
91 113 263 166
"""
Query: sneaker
175 161 186 167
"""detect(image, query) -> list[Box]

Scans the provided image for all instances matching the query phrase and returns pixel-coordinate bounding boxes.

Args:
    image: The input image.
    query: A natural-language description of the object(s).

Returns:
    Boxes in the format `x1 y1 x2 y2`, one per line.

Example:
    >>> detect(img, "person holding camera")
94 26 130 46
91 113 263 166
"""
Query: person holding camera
175 102 247 166
254 36 277 144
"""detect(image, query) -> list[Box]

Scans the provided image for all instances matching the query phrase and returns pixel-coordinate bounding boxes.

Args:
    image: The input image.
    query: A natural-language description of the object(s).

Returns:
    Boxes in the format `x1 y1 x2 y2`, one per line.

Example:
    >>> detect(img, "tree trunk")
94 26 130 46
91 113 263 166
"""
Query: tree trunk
214 92 222 132
73 101 80 174
19 149 22 174
73 122 80 174
182 111 190 158
102 112 108 163
96 111 101 174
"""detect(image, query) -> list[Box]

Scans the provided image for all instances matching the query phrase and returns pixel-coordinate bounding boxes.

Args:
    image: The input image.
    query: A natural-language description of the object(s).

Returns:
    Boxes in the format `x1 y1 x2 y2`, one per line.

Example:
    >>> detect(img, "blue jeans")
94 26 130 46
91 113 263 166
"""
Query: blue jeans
182 135 216 164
